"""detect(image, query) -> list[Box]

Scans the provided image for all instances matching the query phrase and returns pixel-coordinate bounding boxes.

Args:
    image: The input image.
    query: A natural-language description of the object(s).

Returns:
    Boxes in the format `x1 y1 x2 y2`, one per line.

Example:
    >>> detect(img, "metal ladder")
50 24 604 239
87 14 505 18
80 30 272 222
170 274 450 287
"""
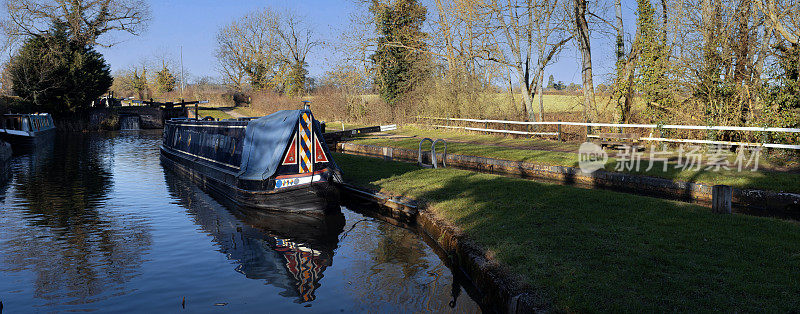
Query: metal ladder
418 138 447 168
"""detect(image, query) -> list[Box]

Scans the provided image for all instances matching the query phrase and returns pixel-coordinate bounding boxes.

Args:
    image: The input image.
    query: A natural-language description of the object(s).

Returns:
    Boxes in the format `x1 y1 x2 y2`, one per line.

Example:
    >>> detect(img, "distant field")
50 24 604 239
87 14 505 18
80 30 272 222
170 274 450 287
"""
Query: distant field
238 92 646 122
493 94 585 112
353 93 640 116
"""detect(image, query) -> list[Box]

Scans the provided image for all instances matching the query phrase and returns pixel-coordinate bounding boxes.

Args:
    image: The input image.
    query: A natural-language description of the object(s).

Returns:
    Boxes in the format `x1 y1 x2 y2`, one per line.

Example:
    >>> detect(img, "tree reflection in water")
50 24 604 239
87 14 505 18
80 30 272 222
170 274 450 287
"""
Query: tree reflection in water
162 167 344 303
0 133 152 305
334 216 480 313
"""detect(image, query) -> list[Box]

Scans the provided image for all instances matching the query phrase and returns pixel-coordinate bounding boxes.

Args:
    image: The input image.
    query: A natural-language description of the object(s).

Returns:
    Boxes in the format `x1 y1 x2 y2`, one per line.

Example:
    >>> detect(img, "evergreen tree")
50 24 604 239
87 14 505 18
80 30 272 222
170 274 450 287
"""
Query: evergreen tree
9 23 112 114
132 67 149 99
285 60 308 96
370 0 430 107
155 65 177 93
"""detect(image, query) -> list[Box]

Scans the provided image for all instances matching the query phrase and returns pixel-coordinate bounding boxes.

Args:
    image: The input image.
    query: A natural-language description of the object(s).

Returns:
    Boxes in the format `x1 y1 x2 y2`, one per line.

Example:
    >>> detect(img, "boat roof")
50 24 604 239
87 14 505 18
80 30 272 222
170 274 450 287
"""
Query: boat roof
3 113 51 116
167 109 335 181
238 109 308 181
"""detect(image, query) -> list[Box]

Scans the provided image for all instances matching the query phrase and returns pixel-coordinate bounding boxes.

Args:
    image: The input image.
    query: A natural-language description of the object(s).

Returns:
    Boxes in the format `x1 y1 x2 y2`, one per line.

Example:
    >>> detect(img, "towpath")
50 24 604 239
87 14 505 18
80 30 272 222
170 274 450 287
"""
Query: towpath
220 107 246 118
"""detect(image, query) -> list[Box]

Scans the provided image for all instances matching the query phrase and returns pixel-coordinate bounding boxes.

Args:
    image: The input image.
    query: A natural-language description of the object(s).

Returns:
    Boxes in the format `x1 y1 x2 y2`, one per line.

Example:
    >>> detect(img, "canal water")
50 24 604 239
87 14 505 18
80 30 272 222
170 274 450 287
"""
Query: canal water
0 131 480 312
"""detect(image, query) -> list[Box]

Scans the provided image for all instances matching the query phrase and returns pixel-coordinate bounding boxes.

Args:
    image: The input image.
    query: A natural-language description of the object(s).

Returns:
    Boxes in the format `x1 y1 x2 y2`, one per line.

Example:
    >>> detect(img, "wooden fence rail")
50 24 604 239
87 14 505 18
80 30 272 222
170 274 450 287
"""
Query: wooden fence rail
418 116 800 150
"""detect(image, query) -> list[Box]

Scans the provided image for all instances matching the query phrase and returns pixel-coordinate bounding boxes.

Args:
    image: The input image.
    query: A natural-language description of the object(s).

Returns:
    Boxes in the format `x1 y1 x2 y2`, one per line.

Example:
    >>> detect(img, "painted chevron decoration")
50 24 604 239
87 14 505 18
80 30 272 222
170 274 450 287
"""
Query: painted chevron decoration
299 112 313 173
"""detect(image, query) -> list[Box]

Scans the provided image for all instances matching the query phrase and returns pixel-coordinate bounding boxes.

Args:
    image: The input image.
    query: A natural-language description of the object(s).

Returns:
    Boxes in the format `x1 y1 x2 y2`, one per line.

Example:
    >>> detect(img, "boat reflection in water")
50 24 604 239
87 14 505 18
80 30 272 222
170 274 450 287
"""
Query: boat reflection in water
163 167 344 303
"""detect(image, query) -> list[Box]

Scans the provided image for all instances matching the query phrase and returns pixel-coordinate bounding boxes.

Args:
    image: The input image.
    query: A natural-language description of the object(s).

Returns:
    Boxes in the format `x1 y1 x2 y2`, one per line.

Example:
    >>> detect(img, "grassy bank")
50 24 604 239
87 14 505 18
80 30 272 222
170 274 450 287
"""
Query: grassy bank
197 108 234 120
335 152 800 311
348 125 800 193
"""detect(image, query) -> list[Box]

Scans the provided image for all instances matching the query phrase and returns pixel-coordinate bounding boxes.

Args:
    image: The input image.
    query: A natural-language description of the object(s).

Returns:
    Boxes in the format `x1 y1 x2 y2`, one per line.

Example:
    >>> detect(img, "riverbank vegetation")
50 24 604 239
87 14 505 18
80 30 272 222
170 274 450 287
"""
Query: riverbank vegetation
335 152 800 312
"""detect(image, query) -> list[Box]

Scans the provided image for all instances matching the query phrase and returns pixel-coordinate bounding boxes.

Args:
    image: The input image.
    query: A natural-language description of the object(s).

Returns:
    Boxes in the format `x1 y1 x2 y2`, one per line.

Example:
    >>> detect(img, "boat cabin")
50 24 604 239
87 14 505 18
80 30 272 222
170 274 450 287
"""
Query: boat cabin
1 113 55 134
160 108 341 215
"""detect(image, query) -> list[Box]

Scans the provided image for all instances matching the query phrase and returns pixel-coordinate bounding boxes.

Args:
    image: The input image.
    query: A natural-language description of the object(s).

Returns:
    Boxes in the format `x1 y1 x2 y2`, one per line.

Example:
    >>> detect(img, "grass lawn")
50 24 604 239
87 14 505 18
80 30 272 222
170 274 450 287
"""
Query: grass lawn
197 109 233 120
348 125 800 193
323 122 370 132
231 106 259 117
335 152 800 312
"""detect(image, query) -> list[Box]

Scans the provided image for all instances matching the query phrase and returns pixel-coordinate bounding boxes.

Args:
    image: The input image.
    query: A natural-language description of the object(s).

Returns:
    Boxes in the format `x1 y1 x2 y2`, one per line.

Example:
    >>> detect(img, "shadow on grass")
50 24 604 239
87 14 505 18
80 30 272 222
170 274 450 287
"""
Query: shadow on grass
336 152 800 312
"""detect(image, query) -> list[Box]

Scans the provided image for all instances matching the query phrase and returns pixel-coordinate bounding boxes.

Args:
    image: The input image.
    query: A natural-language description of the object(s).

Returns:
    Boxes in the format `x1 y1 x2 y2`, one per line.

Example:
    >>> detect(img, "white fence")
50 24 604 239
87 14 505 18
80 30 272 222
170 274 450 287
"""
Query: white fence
419 116 800 150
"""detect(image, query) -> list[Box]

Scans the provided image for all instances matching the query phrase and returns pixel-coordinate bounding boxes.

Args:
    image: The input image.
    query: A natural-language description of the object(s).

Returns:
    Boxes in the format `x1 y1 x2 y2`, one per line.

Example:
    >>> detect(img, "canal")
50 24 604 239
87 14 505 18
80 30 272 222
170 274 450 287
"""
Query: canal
0 131 481 312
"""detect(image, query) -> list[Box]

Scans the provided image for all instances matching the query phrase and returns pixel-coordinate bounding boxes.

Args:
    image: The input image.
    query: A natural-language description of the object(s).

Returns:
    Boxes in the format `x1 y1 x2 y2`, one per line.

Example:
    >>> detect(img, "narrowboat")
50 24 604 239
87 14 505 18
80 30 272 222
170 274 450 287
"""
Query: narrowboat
0 113 56 150
160 107 342 217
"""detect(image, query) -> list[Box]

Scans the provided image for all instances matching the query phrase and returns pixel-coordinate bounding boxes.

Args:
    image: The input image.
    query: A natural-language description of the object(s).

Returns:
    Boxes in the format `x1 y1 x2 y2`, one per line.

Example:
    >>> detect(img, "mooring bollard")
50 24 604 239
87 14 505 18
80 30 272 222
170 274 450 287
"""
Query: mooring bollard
418 138 434 167
432 139 447 168
712 185 732 214
382 147 393 161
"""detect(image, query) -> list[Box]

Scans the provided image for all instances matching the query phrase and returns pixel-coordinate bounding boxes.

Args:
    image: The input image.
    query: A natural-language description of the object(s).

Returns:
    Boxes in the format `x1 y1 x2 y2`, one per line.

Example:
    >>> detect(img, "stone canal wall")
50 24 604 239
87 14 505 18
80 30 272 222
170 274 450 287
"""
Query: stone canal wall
336 142 800 212
87 106 188 130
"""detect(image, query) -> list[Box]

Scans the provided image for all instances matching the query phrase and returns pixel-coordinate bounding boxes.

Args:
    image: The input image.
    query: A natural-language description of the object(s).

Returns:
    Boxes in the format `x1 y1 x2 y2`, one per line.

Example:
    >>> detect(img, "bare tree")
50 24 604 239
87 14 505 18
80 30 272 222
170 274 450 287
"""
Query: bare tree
756 0 799 44
215 8 281 91
430 0 501 81
478 0 573 121
276 12 321 96
613 0 632 123
610 0 643 123
671 0 775 128
2 0 150 47
426 0 505 117
574 0 596 124
216 8 320 95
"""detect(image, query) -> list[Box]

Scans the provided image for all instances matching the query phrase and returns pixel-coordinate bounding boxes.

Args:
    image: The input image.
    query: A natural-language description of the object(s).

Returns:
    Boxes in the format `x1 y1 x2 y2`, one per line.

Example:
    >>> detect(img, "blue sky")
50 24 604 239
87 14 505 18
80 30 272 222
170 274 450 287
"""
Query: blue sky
98 0 359 80
98 0 640 85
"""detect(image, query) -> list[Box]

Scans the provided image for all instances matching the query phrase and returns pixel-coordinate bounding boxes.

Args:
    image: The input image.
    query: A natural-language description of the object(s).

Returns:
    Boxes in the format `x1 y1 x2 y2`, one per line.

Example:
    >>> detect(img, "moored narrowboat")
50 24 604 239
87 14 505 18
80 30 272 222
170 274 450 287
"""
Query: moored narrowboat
0 113 56 150
160 107 342 216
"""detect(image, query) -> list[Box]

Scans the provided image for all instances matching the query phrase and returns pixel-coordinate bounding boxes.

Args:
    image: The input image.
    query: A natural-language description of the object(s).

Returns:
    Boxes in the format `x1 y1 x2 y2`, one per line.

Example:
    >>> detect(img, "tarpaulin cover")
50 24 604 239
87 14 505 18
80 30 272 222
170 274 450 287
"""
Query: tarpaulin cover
237 109 332 181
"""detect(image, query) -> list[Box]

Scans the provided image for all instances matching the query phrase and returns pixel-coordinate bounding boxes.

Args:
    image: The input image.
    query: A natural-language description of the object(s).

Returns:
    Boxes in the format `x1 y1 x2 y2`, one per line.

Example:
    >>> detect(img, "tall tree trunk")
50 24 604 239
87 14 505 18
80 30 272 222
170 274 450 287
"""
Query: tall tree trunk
521 87 534 121
615 0 624 60
754 23 772 89
701 0 714 59
518 69 534 121
575 0 596 125
661 0 668 42
614 0 626 123
522 58 536 122
733 0 752 126
537 68 545 122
